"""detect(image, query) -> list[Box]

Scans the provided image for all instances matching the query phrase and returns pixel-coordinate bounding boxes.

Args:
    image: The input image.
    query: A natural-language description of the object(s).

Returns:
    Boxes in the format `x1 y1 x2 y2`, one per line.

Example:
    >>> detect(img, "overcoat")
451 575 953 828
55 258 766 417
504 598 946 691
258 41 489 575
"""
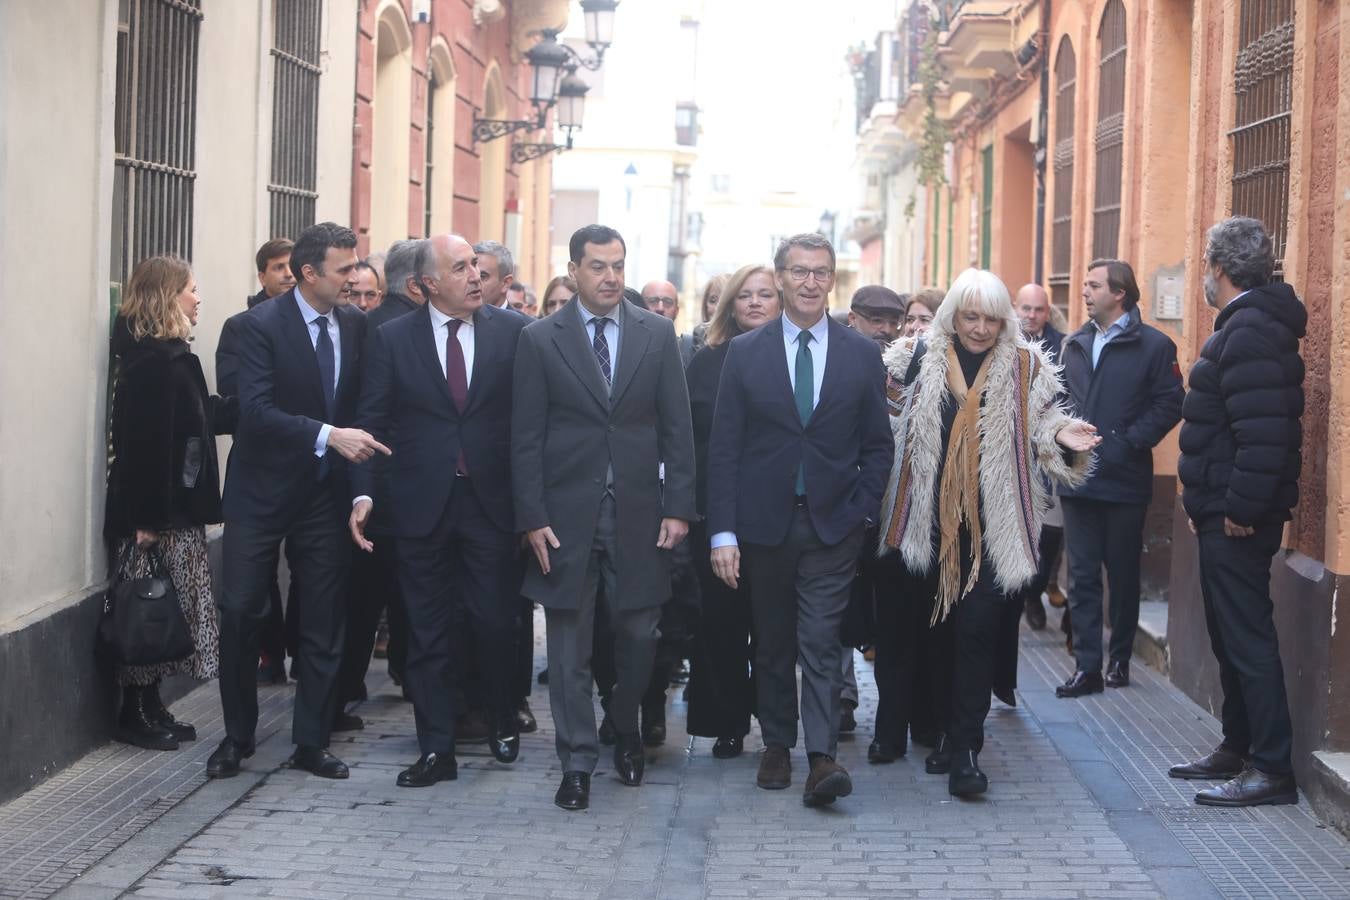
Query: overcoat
511 297 697 611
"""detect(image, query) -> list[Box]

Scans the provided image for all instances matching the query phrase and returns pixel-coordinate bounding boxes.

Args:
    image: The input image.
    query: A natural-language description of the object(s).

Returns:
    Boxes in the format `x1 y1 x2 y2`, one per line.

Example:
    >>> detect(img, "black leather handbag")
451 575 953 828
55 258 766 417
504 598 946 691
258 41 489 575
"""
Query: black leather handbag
98 544 194 666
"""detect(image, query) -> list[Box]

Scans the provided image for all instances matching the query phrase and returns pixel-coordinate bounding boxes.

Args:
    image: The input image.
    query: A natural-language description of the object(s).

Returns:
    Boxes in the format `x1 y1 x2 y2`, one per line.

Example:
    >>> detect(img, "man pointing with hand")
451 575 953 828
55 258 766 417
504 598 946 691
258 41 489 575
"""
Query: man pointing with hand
511 225 696 812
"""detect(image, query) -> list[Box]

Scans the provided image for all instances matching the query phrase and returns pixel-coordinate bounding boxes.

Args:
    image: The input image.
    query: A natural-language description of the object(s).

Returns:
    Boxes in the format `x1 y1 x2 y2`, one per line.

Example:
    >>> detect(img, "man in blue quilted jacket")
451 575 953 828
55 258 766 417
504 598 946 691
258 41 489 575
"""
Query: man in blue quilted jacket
1169 217 1306 808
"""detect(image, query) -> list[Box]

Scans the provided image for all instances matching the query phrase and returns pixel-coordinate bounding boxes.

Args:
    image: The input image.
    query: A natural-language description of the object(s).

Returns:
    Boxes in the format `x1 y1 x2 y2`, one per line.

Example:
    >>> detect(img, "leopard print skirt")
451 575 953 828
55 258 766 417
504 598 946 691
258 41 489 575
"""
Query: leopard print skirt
115 526 220 686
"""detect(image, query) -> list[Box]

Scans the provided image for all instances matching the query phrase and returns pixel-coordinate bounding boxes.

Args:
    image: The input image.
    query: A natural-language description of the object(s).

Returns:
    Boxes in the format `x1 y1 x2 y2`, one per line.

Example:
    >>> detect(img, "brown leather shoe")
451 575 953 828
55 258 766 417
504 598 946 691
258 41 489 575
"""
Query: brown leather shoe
1168 746 1248 780
1045 582 1067 609
757 746 791 790
803 756 853 807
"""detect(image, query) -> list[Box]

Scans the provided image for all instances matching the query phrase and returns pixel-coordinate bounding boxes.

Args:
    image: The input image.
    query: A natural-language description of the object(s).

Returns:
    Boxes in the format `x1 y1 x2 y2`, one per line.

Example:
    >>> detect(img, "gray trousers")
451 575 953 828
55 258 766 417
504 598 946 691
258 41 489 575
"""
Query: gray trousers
742 507 864 757
545 494 661 773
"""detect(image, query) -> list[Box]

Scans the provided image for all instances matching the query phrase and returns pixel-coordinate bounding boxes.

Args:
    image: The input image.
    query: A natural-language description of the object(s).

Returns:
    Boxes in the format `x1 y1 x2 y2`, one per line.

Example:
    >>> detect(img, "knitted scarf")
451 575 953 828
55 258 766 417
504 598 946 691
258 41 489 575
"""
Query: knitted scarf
935 342 991 624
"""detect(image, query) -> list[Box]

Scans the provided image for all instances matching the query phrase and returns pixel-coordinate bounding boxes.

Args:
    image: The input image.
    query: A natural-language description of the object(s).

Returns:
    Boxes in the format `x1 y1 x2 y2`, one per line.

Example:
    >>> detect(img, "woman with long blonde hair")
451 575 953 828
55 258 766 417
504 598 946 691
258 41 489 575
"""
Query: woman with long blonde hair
683 264 781 758
105 255 236 750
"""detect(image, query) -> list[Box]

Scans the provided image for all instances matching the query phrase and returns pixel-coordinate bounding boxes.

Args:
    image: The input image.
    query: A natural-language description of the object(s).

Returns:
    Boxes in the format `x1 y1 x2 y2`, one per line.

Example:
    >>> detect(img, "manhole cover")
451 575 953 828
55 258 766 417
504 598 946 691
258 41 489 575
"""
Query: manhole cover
1153 805 1256 825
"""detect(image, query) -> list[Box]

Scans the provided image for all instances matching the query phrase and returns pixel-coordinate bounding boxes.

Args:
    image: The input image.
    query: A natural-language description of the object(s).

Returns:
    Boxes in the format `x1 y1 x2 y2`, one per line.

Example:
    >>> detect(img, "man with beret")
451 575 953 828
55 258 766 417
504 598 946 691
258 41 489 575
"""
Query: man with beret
848 285 907 347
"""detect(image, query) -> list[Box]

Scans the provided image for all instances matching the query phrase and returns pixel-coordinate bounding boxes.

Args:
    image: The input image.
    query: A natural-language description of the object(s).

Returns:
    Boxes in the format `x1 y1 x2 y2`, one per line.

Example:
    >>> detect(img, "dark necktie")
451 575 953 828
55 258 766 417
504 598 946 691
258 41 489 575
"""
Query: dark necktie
445 319 469 475
794 329 814 495
592 317 613 385
315 315 336 421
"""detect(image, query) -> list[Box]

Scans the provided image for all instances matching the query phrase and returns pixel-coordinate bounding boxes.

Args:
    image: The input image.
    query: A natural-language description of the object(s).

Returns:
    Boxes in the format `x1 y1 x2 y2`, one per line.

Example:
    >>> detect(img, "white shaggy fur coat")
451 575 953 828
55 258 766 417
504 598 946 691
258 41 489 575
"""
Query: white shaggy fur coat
879 329 1094 595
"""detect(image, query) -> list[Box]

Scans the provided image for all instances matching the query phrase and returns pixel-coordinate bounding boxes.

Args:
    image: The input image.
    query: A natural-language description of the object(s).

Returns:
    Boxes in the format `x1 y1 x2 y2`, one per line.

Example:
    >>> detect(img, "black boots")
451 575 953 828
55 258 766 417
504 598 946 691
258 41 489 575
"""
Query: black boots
142 682 197 742
948 750 989 797
115 685 178 751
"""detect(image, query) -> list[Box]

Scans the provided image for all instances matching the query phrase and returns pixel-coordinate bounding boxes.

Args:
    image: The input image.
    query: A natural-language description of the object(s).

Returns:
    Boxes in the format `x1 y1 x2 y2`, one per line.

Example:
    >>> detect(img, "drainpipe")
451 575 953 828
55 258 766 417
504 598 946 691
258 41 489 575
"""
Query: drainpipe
1032 0 1050 285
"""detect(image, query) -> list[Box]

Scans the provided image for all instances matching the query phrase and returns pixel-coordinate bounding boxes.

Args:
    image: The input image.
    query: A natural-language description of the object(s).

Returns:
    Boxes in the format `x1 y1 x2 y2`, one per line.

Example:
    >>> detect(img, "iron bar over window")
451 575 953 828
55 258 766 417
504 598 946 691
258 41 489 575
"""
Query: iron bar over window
1092 0 1126 261
270 0 322 239
1230 0 1294 271
111 0 203 290
425 70 437 239
1050 37 1076 320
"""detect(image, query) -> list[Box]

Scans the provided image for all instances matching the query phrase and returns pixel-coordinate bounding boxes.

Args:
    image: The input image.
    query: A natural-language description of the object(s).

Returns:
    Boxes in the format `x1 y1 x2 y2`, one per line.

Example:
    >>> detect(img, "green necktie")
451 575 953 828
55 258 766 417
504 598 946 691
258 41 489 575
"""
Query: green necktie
794 330 814 495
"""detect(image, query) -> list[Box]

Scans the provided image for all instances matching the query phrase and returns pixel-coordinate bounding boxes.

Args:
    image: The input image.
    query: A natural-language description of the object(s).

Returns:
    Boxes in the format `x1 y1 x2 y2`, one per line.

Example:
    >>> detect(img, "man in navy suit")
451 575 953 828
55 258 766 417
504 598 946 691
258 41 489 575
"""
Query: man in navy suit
209 222 389 780
707 233 893 807
350 234 529 786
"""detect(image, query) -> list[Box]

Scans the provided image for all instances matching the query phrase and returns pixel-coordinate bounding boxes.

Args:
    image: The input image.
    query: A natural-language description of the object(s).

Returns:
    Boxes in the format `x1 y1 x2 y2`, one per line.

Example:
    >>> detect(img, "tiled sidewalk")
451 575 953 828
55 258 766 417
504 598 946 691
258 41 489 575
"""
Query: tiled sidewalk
0 609 1345 899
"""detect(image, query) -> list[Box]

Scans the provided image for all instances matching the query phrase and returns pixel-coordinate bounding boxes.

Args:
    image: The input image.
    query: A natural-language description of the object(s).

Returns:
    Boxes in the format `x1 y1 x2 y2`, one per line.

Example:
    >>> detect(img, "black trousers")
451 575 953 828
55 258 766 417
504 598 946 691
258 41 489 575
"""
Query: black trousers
1061 498 1148 673
871 553 928 752
219 485 349 749
994 525 1064 692
686 520 755 739
397 477 517 754
1197 522 1294 775
337 534 403 704
513 551 534 704
742 509 863 757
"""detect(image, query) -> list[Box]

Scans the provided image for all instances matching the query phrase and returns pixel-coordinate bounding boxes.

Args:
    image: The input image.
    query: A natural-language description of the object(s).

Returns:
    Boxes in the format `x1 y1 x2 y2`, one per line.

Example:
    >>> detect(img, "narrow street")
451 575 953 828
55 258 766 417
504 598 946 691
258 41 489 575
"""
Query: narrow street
3 609 1346 900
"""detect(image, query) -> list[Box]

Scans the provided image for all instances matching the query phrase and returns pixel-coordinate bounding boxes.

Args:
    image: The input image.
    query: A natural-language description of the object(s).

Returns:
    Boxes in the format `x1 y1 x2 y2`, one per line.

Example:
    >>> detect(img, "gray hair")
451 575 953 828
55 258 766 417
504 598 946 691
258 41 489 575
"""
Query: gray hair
473 240 515 278
773 232 836 271
1205 217 1274 290
384 239 424 297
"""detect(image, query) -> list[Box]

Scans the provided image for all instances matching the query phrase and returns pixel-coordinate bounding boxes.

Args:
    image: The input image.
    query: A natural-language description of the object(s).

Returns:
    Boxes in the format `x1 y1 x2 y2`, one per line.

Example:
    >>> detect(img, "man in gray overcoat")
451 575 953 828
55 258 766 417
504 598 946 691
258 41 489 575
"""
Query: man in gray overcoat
511 224 697 812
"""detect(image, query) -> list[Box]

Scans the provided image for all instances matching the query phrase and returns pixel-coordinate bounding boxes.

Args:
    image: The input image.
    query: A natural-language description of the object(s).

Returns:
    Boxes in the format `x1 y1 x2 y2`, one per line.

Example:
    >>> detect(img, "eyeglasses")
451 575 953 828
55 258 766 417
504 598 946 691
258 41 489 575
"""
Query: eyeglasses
647 296 678 307
784 266 834 283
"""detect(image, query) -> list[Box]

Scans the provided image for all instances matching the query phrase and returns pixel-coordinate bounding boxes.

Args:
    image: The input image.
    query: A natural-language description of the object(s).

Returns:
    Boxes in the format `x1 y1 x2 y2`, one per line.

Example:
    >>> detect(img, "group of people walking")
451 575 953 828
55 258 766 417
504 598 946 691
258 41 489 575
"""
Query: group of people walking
103 213 1305 813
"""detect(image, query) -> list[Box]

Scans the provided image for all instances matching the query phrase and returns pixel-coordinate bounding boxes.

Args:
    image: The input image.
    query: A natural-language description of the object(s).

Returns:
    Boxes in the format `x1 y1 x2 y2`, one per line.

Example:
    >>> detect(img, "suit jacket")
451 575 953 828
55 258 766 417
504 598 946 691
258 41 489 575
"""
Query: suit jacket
511 297 697 611
707 315 893 547
221 288 366 529
352 301 526 537
354 290 420 535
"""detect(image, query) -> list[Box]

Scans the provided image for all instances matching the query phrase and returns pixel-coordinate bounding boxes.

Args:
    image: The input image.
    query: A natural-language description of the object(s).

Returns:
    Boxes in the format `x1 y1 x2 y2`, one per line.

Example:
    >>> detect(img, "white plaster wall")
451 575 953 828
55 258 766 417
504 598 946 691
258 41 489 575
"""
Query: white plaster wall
0 1 117 627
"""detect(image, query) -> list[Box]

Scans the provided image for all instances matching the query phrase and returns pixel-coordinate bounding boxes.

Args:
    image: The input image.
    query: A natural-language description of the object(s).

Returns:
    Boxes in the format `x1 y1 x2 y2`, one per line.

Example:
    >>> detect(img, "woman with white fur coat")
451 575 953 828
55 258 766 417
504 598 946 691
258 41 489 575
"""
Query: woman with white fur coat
878 268 1100 796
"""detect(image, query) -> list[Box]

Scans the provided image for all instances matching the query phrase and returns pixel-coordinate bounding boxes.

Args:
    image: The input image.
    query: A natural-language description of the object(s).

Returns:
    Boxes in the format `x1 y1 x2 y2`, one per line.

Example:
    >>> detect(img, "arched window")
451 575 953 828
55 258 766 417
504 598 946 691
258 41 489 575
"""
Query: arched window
425 41 456 236
1231 0 1294 270
370 5 413 250
1092 0 1126 260
1050 36 1076 317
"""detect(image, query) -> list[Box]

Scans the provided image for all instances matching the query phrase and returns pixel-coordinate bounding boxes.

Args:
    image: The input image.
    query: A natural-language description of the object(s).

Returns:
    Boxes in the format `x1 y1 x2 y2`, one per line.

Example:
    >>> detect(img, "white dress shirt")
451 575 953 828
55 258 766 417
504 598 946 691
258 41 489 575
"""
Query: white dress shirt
711 312 830 551
429 302 475 389
295 291 341 457
1090 311 1131 369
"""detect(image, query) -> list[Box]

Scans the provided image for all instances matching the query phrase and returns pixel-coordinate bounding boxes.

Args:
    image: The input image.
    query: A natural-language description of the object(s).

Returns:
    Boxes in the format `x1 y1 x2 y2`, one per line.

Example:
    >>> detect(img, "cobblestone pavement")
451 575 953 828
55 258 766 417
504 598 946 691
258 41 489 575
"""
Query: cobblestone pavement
2 609 1345 899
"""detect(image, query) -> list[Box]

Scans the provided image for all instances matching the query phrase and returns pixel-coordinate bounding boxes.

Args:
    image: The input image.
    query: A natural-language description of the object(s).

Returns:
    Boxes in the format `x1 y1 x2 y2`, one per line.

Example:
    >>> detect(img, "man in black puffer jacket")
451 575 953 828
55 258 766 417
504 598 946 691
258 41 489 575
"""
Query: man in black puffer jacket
1169 217 1306 809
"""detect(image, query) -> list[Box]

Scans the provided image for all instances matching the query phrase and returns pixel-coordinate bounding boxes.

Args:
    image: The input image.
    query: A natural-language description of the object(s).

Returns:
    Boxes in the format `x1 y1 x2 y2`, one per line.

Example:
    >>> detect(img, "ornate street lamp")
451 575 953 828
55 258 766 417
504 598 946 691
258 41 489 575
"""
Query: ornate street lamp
512 67 589 163
473 31 572 143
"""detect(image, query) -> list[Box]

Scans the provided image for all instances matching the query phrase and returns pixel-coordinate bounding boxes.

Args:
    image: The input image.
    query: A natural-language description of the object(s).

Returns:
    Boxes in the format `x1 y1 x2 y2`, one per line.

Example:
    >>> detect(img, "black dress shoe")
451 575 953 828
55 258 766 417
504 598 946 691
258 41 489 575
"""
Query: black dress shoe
490 719 521 764
614 734 645 786
1056 670 1104 698
1168 746 1249 781
1195 767 1298 807
206 738 255 778
555 771 590 811
992 685 1017 707
868 741 903 764
1024 595 1047 630
1105 659 1130 688
948 750 989 797
516 701 538 734
641 718 667 748
288 746 349 779
397 752 457 787
712 736 744 759
924 735 953 774
332 711 365 732
839 701 858 734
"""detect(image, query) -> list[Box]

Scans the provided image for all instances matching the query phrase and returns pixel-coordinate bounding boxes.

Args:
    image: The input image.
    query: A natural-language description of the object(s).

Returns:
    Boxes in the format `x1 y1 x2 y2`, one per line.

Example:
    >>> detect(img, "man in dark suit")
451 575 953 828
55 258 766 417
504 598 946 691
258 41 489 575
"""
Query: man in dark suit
350 234 528 786
512 224 696 812
208 222 389 780
336 239 425 707
1056 260 1183 699
707 233 893 807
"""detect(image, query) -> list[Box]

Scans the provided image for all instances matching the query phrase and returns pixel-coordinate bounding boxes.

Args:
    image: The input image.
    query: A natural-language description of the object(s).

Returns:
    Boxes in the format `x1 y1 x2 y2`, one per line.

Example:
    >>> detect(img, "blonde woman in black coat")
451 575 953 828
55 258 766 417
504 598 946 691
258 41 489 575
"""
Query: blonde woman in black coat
106 256 236 750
